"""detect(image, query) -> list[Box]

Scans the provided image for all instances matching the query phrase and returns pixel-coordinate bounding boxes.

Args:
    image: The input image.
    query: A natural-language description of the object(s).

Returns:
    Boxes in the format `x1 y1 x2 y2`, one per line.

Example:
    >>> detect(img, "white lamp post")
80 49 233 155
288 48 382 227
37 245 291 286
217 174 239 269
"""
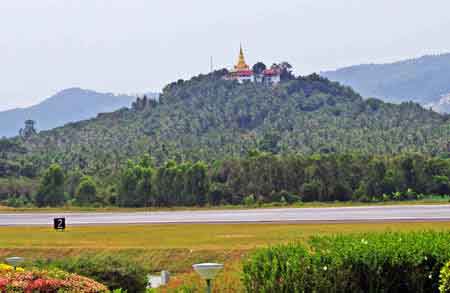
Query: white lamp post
5 257 24 270
193 263 223 293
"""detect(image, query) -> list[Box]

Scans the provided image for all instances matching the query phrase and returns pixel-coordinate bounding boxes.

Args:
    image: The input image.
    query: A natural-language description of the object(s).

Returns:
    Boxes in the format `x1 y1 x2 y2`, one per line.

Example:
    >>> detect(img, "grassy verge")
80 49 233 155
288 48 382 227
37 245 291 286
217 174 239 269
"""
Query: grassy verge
0 196 449 213
3 222 450 250
1 222 450 291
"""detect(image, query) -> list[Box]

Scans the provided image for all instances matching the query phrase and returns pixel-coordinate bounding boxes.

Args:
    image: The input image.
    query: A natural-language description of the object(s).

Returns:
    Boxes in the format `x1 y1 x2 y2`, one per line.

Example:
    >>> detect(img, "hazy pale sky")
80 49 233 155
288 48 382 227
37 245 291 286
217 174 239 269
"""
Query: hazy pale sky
1 0 450 111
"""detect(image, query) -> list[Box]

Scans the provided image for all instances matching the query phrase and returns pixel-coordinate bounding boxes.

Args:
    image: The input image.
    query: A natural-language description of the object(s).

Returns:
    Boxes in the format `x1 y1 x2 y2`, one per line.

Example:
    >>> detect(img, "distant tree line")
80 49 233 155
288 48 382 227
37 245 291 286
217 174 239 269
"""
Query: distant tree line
1 152 449 207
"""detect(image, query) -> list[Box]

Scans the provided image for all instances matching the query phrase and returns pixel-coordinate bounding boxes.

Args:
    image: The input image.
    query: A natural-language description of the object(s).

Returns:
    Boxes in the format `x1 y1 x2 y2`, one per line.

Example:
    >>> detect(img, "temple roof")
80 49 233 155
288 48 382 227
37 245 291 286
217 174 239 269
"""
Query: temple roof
232 69 253 76
263 68 280 76
234 45 250 71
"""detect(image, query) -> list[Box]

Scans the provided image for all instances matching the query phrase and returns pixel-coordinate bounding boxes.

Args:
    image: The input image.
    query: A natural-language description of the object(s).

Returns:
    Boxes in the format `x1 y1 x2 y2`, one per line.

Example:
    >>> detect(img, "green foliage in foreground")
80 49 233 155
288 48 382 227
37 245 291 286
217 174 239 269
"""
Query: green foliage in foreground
243 231 450 293
440 261 450 293
36 254 148 293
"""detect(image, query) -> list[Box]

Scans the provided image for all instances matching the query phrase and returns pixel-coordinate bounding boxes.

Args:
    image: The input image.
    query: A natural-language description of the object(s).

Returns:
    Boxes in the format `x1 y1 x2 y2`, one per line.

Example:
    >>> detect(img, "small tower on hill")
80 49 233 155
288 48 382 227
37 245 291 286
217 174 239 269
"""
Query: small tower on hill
19 120 37 139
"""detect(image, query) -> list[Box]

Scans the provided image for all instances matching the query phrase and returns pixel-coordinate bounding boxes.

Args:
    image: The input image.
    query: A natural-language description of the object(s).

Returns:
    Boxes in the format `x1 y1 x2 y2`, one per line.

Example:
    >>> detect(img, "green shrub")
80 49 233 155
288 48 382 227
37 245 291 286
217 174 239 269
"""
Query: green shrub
35 163 66 207
440 261 450 293
39 254 148 292
243 231 450 293
243 194 255 206
6 195 32 207
76 175 98 206
243 244 325 292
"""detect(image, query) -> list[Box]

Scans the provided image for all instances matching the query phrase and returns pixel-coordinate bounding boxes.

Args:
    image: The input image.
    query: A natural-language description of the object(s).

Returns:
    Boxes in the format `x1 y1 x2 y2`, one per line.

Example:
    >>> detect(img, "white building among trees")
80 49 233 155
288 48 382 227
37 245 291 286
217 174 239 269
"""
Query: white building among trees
226 45 286 85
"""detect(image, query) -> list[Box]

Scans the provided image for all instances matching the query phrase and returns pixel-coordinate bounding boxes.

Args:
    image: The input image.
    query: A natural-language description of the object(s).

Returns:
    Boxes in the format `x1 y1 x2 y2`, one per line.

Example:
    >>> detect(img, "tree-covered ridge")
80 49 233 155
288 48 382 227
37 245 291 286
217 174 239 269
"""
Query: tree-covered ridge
3 70 450 175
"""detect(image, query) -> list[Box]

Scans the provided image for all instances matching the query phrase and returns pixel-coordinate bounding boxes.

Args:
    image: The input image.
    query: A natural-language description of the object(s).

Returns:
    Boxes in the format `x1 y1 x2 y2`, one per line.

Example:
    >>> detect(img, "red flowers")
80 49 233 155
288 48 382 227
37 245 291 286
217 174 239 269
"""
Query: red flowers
25 278 63 292
0 268 108 293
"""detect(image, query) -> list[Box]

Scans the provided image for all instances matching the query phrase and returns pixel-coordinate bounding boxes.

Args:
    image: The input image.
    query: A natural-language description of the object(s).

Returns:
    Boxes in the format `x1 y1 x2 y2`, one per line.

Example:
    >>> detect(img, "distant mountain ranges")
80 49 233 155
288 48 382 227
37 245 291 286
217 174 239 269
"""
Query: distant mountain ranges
0 88 158 138
321 53 450 113
3 52 450 140
1 51 450 154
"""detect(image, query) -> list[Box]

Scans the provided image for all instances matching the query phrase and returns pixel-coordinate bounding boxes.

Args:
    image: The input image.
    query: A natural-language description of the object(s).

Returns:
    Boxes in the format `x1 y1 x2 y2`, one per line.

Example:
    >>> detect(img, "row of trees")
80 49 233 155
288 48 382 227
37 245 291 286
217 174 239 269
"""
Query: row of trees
20 152 450 207
216 151 450 203
33 164 97 207
118 155 208 207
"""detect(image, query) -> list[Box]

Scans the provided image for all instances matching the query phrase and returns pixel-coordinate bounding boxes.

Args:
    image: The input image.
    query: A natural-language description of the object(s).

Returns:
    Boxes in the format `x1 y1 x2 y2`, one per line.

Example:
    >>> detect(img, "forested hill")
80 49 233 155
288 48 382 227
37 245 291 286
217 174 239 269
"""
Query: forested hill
4 70 450 173
321 53 450 110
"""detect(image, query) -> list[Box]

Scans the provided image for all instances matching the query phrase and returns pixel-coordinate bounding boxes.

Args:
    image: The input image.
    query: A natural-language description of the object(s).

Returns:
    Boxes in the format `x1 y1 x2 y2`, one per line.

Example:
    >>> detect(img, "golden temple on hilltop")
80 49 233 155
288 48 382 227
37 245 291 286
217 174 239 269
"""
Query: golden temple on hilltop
234 45 250 71
226 45 281 85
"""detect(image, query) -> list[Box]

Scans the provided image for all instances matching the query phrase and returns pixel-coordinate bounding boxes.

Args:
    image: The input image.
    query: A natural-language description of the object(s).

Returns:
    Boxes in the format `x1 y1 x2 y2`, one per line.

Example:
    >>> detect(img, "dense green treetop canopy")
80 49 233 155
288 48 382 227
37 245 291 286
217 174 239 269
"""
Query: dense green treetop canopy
2 69 450 175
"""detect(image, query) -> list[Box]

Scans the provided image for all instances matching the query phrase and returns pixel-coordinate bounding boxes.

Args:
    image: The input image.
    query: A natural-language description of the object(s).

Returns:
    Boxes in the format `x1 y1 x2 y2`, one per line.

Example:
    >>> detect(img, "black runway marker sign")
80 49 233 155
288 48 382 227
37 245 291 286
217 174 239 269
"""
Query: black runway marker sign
53 217 66 231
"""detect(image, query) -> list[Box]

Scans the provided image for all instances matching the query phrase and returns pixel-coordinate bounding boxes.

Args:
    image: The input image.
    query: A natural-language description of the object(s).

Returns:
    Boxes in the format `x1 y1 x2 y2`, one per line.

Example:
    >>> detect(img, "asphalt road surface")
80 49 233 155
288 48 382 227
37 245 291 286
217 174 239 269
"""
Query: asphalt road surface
0 205 450 226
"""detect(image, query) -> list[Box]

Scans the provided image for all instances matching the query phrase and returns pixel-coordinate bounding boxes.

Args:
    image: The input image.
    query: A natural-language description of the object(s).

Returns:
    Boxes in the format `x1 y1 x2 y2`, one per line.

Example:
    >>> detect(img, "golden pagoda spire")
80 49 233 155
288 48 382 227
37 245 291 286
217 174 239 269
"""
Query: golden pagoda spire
234 44 250 71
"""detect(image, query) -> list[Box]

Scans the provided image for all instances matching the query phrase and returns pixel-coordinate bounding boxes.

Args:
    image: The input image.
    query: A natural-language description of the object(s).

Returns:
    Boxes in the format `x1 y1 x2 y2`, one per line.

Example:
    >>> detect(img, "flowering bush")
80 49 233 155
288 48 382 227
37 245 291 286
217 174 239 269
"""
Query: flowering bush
0 264 25 273
44 254 147 292
0 266 108 293
0 264 14 272
440 260 450 293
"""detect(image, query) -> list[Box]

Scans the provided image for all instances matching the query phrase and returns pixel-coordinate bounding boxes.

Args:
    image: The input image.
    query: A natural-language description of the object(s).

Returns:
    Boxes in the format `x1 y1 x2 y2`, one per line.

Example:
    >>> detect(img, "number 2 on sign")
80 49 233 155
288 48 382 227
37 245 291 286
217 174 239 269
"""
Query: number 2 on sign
54 218 66 231
57 219 63 229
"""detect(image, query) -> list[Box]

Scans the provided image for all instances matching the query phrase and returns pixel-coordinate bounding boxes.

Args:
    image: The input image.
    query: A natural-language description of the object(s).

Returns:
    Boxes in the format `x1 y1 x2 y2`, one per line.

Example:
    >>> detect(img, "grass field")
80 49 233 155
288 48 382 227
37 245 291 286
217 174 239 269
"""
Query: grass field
3 222 450 250
1 221 450 291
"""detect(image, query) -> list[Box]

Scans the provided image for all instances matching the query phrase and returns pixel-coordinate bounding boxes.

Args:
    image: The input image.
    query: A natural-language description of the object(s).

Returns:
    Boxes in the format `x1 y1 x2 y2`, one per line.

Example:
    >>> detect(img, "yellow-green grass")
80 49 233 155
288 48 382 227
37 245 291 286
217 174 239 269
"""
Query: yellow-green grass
1 222 450 263
2 222 450 251
0 198 449 213
1 222 450 291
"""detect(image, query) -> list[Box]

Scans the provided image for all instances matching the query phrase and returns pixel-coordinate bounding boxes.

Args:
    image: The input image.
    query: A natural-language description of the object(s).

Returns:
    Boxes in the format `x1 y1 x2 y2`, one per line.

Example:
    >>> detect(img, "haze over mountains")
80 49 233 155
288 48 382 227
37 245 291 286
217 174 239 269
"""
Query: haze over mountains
3 52 450 142
0 88 157 138
321 53 450 113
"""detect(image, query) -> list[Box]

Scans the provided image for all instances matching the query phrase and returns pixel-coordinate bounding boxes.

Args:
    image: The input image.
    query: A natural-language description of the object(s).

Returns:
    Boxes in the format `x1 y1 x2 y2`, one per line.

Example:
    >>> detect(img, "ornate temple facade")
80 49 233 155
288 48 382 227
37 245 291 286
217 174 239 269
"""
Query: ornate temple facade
226 46 281 85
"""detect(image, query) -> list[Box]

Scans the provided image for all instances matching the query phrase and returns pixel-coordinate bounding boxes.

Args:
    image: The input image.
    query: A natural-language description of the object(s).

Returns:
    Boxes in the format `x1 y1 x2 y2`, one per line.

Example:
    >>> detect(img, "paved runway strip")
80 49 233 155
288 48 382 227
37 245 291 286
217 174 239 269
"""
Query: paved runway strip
0 205 449 226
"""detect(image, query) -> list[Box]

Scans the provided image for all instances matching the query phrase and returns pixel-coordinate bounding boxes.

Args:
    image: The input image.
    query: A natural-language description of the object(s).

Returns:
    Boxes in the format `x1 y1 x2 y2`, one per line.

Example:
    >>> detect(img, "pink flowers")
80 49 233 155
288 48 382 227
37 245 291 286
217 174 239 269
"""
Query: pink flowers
0 267 108 293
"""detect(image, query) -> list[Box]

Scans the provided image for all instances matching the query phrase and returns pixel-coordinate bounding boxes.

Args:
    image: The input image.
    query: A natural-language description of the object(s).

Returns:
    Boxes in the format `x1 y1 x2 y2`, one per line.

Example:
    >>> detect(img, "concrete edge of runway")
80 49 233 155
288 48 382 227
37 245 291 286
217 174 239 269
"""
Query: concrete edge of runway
1 204 449 226
2 217 450 227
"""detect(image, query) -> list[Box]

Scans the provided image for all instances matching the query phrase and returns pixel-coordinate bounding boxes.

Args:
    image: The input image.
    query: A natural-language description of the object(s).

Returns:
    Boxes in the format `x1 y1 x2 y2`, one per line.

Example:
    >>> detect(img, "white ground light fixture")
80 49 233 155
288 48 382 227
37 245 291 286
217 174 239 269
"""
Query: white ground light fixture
193 263 223 293
5 257 24 269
